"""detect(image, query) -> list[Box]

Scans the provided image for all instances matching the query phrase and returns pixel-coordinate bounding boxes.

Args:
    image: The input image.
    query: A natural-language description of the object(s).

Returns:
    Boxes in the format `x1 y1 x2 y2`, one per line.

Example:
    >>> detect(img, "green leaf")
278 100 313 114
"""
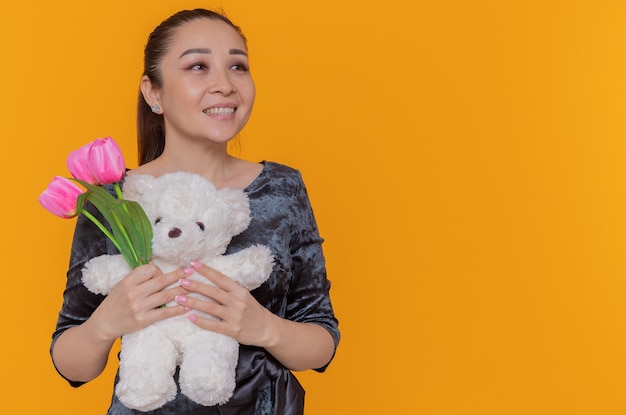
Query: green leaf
73 179 153 268
111 200 153 265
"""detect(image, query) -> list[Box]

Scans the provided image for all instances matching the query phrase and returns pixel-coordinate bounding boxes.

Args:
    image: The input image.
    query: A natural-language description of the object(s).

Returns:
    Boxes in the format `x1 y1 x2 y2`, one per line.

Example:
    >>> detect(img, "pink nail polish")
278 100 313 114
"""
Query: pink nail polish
179 279 191 287
191 261 201 270
175 295 187 303
183 266 194 275
187 313 197 322
184 306 191 312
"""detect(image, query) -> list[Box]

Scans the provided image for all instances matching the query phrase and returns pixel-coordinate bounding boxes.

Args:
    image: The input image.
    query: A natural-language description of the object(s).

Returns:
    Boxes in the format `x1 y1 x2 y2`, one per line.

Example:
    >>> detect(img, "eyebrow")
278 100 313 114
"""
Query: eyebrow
179 48 210 58
179 48 248 58
229 48 248 56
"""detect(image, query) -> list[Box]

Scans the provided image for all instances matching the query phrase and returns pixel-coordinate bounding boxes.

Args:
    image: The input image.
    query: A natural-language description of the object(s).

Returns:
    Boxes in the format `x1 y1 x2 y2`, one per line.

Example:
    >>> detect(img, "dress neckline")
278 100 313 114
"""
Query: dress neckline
244 161 268 193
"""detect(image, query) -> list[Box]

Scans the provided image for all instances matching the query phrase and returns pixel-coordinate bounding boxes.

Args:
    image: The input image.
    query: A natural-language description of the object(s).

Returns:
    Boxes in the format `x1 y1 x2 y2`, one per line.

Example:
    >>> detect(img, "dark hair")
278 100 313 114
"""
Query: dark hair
137 9 247 165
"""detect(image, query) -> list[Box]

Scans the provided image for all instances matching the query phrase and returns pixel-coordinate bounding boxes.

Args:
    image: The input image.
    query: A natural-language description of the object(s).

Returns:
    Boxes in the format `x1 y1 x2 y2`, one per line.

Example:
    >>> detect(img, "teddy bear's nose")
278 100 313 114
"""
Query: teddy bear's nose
168 228 182 238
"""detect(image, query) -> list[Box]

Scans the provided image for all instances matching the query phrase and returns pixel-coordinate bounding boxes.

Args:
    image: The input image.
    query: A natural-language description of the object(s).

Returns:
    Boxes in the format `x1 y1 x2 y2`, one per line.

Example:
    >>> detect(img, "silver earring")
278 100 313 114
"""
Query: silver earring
150 104 160 113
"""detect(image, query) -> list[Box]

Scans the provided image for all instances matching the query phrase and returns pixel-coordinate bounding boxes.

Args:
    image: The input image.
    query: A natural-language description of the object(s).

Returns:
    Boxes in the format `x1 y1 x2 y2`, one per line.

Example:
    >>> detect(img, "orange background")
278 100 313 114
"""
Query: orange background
2 0 626 413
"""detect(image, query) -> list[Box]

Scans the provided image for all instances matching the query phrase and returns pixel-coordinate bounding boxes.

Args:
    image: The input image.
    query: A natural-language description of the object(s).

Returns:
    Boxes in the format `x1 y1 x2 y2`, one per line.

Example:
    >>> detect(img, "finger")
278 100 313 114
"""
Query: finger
178 278 232 306
127 263 162 283
137 267 187 297
190 261 238 291
187 313 228 335
148 285 189 310
137 268 190 309
149 303 187 321
175 294 226 317
152 267 188 289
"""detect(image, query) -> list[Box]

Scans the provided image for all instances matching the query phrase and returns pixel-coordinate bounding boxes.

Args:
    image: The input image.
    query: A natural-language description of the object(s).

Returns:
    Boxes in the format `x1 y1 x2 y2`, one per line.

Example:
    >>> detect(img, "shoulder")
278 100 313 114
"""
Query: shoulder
247 161 316 216
253 161 305 190
260 161 302 180
245 161 309 203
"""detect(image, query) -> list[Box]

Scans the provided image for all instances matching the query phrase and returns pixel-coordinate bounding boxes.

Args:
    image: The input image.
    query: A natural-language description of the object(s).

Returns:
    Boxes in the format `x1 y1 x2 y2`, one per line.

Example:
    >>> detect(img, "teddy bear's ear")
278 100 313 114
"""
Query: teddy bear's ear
123 174 155 202
218 188 252 235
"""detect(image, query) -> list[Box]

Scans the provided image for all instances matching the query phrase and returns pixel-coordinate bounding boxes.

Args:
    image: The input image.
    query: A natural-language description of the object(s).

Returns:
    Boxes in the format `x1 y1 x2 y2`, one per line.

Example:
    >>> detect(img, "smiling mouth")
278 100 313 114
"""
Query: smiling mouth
203 107 236 115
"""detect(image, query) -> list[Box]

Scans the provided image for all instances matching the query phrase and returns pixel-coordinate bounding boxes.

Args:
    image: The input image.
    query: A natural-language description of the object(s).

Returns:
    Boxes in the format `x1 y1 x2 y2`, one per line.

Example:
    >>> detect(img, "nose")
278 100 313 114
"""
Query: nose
209 68 235 95
168 228 182 238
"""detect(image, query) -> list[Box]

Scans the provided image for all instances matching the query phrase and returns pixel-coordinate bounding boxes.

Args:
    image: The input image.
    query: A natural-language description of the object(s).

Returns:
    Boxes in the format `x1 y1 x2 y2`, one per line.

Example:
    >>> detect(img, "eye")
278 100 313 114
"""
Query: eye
230 63 249 72
189 63 208 71
196 222 205 231
155 217 162 225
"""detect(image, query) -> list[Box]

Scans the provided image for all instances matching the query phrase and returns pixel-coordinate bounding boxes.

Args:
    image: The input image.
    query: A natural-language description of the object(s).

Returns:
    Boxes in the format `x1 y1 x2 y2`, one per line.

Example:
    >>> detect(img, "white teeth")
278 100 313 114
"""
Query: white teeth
203 107 235 115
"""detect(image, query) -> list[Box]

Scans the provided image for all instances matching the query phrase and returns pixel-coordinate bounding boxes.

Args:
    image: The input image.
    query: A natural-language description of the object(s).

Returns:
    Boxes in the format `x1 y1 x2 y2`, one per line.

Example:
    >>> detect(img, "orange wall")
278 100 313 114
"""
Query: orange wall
3 0 626 413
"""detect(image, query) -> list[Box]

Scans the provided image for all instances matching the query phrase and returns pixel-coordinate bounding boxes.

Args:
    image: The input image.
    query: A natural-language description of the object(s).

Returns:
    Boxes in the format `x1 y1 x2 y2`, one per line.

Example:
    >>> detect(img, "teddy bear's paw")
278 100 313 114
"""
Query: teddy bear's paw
178 334 238 406
181 377 236 407
116 378 177 412
82 254 131 295
214 245 274 290
247 244 274 268
179 360 232 404
115 329 179 411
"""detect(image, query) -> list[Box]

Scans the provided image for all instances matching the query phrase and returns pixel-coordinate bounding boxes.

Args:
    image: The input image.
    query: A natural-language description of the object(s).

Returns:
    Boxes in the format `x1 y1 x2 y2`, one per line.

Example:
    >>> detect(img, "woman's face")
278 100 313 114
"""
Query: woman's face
151 18 255 146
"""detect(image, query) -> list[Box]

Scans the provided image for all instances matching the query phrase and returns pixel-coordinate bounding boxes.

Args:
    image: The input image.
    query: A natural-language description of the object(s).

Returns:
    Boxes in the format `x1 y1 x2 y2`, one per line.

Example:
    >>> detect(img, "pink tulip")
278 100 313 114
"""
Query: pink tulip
67 142 96 183
87 137 126 184
38 176 84 218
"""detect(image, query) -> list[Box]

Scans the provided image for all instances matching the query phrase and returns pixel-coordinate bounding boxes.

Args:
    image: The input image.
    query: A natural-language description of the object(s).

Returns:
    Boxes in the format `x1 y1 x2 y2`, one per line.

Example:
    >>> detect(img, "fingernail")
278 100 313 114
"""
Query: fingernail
187 313 197 322
183 266 194 275
179 279 191 287
175 295 187 303
184 306 191 312
191 261 201 270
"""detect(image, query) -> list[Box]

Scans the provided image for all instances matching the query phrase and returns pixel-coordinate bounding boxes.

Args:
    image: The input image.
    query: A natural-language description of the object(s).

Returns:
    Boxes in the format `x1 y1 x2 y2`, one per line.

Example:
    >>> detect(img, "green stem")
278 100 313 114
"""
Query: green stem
81 210 123 253
114 182 124 200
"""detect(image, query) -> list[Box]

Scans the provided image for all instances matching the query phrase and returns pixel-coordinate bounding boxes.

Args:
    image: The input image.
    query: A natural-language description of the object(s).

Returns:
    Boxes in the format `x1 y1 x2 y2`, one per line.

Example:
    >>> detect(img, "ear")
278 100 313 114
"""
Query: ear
140 75 161 113
123 174 156 202
218 189 251 235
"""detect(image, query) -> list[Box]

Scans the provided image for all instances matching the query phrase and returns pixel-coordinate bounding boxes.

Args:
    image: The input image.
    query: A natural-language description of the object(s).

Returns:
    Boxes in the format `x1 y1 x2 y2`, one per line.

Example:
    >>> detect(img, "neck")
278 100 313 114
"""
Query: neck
133 133 262 190
164 153 236 181
154 138 237 180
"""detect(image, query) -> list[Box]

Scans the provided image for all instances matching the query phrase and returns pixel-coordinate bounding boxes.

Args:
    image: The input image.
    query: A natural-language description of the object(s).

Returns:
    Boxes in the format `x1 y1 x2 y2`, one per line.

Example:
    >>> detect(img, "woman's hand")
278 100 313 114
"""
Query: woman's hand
176 261 336 371
90 264 189 341
53 264 189 383
175 261 275 347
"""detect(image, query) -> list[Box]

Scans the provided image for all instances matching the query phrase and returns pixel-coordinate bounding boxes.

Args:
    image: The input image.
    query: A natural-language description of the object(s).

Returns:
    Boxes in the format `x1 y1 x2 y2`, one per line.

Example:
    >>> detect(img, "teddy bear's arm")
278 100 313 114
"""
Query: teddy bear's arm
82 254 133 295
206 245 274 290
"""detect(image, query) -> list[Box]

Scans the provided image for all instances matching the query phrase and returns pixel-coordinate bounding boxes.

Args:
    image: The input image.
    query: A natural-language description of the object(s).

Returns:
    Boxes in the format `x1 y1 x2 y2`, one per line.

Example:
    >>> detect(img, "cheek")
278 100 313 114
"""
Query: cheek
250 84 256 103
238 78 256 103
162 79 205 104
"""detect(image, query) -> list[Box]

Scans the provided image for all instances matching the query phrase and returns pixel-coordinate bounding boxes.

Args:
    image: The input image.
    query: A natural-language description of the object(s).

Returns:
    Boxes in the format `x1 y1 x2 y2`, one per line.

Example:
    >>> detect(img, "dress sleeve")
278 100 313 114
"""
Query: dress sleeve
50 203 114 386
286 173 340 371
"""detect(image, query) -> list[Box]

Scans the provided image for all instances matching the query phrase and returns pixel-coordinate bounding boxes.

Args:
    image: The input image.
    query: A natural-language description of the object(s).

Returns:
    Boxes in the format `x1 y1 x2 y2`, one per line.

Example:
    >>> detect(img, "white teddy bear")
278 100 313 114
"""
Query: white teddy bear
81 171 274 412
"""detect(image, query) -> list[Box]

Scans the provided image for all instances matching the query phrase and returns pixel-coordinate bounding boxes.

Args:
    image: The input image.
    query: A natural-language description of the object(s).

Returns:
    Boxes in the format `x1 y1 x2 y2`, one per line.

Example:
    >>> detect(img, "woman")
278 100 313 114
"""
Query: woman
50 9 340 414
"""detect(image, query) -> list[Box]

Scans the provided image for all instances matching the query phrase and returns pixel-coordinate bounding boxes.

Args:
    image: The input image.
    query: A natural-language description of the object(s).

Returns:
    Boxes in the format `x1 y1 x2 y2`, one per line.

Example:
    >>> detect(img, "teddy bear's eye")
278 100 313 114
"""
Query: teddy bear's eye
155 217 162 225
196 222 205 231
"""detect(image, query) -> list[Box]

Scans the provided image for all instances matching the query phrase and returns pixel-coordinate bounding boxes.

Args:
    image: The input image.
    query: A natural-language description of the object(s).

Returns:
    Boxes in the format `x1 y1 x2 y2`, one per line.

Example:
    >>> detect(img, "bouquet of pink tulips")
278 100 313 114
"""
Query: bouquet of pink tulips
39 137 152 268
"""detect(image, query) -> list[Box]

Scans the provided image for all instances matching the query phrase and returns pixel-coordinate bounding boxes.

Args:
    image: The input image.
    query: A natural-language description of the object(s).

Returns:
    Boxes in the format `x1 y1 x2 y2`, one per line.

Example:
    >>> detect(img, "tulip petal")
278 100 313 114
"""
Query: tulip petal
67 142 96 184
88 137 126 185
38 176 84 218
